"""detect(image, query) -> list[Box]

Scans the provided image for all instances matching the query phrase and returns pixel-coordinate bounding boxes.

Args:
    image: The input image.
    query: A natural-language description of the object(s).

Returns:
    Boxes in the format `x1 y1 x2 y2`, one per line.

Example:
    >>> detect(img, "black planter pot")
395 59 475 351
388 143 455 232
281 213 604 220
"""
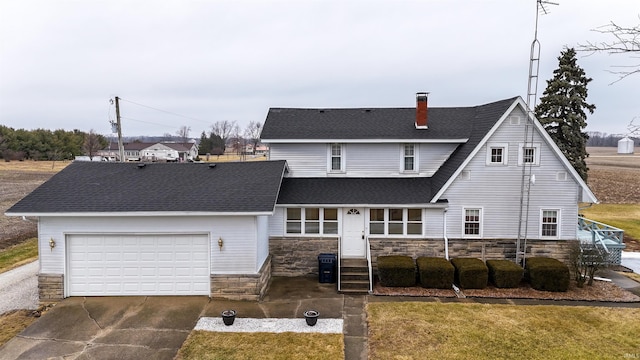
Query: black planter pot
304 310 319 326
221 310 236 326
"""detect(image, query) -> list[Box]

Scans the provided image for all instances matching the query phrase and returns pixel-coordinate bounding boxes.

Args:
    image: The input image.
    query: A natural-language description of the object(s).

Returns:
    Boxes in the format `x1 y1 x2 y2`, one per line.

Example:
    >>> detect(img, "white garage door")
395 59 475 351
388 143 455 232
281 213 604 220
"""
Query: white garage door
67 234 210 296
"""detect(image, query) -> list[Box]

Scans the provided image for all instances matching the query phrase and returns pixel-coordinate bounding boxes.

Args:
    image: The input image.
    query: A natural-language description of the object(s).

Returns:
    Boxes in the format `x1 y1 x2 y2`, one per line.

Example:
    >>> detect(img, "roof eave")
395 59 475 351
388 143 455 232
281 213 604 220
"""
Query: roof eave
262 138 468 144
4 211 275 217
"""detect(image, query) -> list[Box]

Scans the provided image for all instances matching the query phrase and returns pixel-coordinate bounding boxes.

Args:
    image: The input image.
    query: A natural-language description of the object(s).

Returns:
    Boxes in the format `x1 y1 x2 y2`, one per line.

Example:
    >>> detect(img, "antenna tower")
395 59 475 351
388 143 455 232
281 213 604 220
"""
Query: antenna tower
516 0 558 266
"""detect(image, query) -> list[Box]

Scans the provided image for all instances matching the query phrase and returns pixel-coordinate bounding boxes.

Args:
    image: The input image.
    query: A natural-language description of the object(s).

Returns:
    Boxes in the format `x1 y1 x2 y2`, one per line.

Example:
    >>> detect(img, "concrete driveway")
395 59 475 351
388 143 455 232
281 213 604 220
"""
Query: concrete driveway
0 296 210 360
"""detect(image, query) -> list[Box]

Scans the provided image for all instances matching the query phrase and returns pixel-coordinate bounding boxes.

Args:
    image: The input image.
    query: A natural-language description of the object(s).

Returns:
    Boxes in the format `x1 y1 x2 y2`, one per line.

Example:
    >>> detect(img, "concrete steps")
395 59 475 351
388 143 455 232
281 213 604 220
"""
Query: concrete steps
339 258 370 294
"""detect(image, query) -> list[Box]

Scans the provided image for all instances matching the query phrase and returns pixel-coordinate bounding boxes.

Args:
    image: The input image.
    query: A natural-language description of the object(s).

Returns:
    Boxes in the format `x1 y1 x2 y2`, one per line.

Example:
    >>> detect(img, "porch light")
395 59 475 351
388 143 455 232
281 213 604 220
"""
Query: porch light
218 237 223 251
49 238 56 251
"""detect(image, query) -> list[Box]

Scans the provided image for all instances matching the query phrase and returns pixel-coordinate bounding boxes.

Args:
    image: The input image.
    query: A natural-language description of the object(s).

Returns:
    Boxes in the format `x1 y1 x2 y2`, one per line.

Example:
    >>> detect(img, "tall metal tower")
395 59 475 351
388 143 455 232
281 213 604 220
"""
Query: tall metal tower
516 0 558 266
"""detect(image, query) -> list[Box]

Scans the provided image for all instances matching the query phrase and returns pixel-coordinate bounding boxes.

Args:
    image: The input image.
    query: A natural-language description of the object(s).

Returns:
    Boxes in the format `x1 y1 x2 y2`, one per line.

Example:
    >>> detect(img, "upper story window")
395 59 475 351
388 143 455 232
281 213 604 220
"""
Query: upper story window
518 143 540 166
403 144 416 172
486 143 508 165
286 208 339 235
463 208 482 237
369 208 423 236
328 144 344 173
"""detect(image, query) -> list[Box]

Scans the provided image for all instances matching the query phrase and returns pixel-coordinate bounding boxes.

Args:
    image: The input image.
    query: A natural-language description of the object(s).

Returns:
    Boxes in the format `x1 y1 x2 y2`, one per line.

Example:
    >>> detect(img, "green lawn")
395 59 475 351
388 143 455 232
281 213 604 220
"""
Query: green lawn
0 238 38 274
581 204 640 240
368 302 640 360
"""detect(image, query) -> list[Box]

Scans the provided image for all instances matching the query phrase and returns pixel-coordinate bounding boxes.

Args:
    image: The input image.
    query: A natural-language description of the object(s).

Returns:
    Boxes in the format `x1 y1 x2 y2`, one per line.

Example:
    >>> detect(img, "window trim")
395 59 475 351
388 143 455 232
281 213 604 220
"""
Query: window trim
400 144 419 173
327 143 345 173
486 143 509 165
368 208 423 236
518 143 541 166
462 207 483 238
540 209 560 239
285 207 340 236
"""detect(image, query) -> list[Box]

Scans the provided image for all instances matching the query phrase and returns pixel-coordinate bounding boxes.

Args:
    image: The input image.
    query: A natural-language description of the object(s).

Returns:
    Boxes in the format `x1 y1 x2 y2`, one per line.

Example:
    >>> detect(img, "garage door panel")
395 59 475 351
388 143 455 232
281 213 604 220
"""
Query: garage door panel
67 234 210 296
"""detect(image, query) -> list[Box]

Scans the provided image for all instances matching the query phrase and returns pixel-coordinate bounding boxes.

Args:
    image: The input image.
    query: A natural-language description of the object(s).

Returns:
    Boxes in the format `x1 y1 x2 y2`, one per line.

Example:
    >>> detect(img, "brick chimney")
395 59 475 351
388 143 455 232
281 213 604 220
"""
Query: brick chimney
415 92 429 129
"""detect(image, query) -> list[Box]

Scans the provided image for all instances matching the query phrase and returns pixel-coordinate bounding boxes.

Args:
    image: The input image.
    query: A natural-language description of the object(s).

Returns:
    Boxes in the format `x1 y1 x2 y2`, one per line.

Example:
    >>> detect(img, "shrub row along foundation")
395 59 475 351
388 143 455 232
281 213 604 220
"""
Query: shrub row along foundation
377 255 571 292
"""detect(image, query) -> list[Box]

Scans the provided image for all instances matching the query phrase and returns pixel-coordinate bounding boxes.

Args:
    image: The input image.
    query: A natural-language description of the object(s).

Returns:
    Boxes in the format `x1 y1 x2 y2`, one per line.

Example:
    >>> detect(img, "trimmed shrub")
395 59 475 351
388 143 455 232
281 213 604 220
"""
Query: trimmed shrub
377 256 416 287
450 258 488 289
525 257 570 292
486 260 523 288
417 257 455 289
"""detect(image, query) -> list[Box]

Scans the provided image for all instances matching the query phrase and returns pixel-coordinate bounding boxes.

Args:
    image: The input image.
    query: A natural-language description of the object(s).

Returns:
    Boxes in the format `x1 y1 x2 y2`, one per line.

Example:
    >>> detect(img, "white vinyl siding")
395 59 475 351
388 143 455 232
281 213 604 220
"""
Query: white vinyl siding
38 215 264 278
269 143 326 177
268 143 457 177
440 107 580 240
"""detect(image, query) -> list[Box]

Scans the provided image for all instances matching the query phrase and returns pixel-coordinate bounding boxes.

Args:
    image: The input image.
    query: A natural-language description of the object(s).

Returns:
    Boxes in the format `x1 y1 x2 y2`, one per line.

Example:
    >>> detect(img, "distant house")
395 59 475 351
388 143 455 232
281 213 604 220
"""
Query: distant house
8 93 621 301
97 142 199 162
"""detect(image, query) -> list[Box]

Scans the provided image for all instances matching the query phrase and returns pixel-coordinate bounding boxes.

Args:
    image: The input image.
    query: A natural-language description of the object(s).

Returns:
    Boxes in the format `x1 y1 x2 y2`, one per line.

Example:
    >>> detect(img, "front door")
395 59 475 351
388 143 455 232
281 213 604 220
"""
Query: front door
341 208 365 258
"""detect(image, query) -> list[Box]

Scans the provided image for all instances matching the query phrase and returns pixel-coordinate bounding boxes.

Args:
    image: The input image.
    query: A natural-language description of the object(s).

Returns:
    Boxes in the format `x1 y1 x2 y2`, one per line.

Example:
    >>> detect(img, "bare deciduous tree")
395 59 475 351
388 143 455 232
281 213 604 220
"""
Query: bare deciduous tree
244 121 262 155
176 125 191 143
579 18 640 83
210 120 236 152
83 129 102 160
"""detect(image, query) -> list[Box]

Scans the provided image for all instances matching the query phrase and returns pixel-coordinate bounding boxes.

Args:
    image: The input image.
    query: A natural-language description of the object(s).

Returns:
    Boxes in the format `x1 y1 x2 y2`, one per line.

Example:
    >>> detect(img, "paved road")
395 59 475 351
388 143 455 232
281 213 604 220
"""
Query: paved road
622 251 640 274
0 261 39 314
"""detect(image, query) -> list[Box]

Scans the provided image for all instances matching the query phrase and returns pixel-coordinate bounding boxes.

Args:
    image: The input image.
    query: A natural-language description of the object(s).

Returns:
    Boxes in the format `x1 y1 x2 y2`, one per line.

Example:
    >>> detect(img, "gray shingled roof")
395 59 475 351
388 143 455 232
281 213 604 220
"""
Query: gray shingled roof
277 177 436 205
7 161 286 214
263 97 518 203
260 101 512 140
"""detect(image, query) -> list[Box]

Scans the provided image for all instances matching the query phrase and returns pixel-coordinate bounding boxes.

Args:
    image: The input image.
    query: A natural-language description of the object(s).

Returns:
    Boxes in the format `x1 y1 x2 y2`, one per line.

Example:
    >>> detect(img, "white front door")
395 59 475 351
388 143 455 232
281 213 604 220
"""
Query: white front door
341 208 365 258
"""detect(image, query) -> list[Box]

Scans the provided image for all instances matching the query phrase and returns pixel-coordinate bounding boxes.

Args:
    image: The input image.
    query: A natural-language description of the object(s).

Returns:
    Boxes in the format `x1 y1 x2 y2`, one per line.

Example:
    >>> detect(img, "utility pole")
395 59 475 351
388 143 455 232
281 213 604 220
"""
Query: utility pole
114 96 125 162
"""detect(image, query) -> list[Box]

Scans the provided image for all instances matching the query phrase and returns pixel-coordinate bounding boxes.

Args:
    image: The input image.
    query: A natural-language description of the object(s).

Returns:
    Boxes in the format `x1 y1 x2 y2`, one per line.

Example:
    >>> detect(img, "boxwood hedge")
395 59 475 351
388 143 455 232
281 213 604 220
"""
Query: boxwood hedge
416 257 454 289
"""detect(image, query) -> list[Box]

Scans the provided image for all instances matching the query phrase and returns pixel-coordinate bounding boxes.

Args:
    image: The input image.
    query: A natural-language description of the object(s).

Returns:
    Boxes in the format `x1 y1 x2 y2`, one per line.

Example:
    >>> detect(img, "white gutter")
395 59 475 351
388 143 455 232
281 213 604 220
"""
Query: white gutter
443 209 450 260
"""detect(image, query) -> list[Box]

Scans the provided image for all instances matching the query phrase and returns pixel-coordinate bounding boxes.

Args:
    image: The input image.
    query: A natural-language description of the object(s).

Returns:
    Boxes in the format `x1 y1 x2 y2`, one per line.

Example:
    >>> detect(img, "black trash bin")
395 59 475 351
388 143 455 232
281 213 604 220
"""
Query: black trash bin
318 253 337 283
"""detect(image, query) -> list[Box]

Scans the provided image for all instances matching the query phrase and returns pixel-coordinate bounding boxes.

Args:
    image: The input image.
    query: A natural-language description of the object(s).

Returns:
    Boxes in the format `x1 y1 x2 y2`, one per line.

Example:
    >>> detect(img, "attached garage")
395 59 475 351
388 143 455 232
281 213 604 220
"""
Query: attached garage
66 234 210 296
6 161 287 300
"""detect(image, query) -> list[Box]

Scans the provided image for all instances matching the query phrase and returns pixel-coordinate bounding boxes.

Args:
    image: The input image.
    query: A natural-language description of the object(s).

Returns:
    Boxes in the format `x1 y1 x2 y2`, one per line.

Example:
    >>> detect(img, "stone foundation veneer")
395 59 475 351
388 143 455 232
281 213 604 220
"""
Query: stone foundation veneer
210 255 272 301
38 274 64 302
270 237 338 276
368 238 577 270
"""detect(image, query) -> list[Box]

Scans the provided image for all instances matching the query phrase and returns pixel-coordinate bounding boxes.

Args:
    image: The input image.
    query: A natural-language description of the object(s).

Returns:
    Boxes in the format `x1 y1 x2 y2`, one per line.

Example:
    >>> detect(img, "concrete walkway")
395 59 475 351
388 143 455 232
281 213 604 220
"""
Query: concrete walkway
2 273 639 359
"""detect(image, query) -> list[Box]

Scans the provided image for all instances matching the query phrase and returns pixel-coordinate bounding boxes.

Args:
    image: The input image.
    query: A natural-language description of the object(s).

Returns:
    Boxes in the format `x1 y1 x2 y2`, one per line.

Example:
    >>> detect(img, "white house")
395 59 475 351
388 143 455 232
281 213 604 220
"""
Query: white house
7 93 612 299
261 93 600 292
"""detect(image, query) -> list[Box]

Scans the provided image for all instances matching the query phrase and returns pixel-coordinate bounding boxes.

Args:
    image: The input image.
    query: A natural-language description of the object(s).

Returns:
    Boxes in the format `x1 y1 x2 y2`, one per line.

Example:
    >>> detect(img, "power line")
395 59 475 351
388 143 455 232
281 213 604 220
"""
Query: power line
120 116 179 129
119 98 210 125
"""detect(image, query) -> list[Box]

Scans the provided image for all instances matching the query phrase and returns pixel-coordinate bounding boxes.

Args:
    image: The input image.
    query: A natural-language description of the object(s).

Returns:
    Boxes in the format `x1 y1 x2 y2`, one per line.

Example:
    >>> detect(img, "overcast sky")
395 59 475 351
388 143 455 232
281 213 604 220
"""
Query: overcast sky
1 1 638 138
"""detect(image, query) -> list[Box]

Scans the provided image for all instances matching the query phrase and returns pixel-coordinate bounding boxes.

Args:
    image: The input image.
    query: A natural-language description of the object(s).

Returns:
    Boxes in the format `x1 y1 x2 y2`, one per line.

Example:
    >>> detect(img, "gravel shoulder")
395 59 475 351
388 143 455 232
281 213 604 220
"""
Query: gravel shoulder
0 261 39 315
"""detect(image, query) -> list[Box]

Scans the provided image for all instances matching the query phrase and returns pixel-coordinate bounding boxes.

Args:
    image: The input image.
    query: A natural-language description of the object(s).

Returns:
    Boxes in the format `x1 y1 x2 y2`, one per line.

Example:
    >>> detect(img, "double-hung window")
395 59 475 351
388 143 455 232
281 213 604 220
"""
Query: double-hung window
403 144 416 172
286 208 339 235
368 208 423 236
463 208 482 237
329 144 344 172
541 210 559 237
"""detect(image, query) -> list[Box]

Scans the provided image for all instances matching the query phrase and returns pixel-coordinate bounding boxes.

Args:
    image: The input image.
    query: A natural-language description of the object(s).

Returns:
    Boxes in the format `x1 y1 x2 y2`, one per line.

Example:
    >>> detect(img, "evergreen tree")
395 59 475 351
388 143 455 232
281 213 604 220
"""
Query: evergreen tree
535 48 595 181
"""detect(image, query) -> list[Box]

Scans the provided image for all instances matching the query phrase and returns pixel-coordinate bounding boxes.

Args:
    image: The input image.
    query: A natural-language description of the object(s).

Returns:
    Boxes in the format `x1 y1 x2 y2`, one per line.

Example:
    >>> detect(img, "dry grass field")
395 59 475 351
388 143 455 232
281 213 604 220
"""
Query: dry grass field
0 161 69 250
586 147 640 204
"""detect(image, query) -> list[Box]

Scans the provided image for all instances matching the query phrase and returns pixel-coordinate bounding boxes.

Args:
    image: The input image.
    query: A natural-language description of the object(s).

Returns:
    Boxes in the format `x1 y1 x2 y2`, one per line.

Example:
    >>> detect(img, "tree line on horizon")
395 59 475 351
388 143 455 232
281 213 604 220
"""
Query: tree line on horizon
0 125 108 161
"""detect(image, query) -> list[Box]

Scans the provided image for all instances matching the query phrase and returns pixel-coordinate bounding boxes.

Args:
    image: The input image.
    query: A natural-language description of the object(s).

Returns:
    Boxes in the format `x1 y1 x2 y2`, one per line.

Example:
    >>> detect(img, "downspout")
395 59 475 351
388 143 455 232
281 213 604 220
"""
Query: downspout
443 209 449 260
